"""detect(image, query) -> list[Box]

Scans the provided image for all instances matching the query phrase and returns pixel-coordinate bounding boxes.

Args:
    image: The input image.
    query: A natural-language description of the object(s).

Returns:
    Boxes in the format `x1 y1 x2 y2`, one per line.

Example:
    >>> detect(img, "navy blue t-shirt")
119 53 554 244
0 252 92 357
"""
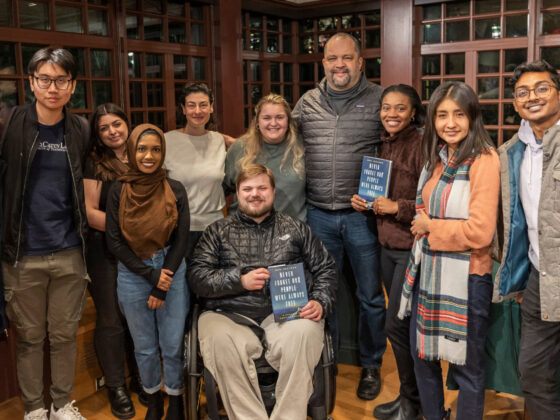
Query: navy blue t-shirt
23 119 81 255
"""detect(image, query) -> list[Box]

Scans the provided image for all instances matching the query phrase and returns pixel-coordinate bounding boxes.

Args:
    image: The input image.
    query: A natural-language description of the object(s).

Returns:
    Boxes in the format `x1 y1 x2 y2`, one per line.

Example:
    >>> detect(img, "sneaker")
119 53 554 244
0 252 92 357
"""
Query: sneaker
24 408 48 420
49 401 86 420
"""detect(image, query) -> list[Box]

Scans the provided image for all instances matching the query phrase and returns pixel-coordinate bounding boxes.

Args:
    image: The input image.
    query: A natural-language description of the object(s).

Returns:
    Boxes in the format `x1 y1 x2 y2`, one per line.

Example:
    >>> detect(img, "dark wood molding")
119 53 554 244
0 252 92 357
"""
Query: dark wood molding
242 0 380 19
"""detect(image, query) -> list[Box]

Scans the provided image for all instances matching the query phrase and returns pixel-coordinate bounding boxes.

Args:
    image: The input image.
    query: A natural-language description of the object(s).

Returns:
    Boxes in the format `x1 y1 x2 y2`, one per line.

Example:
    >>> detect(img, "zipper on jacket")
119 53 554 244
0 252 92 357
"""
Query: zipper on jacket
64 134 88 268
331 115 339 209
14 133 39 266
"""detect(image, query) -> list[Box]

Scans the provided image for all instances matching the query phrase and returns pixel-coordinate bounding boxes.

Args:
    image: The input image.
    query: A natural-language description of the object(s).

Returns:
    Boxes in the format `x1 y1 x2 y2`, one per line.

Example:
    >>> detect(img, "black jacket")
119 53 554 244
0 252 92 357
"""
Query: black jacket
292 75 383 210
188 210 337 322
0 103 90 265
105 179 190 300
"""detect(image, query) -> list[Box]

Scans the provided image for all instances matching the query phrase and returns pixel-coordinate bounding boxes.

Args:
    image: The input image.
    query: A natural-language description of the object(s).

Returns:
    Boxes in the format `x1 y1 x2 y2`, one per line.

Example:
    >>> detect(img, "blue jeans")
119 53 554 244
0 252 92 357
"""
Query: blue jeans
307 204 386 368
410 273 493 420
117 249 189 395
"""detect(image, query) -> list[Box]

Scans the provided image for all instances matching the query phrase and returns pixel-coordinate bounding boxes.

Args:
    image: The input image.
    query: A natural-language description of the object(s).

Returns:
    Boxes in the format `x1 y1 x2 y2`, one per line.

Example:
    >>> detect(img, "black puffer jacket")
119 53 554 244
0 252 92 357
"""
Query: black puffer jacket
188 210 337 322
292 74 383 210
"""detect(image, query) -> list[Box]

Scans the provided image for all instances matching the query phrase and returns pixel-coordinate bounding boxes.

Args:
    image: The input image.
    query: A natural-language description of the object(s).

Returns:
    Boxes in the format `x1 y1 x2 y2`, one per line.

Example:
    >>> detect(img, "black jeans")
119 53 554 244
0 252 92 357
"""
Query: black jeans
519 265 560 420
410 273 492 420
380 246 420 405
87 231 137 388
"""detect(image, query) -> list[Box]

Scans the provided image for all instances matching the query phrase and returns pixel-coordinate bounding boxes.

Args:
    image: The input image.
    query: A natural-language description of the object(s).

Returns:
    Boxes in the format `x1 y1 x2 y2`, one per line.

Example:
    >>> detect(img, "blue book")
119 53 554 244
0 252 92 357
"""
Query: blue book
357 156 393 205
268 262 308 322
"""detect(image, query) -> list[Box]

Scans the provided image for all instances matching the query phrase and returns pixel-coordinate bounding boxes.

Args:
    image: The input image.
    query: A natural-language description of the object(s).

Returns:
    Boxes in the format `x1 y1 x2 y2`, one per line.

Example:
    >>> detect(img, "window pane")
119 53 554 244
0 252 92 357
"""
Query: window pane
267 17 279 31
92 81 111 107
130 82 142 108
478 77 499 99
542 47 560 68
190 5 203 20
88 9 108 36
445 53 465 75
270 84 281 94
25 83 33 104
249 14 262 28
56 6 83 33
318 62 325 80
475 18 501 39
167 0 185 17
481 104 499 125
270 62 280 82
131 111 143 126
148 111 164 130
365 58 381 79
506 0 528 10
192 57 205 80
487 130 498 146
191 24 204 46
299 63 314 82
422 55 441 76
542 11 560 35
91 50 111 77
478 50 500 73
503 76 514 98
173 55 188 79
475 0 500 14
169 21 186 43
506 14 528 37
503 129 517 142
19 0 50 30
22 44 42 71
299 19 314 33
318 34 328 54
251 85 262 103
282 19 291 33
0 0 13 26
300 35 314 54
0 43 16 74
125 0 137 9
423 23 441 44
422 80 441 101
446 21 470 42
543 0 560 6
250 61 261 82
126 15 139 39
0 80 17 106
365 29 380 49
144 0 162 14
318 17 337 31
146 54 162 79
505 49 527 72
446 1 470 17
423 4 441 20
284 63 292 82
147 83 163 107
68 81 86 109
267 34 279 53
341 14 360 29
66 47 85 76
364 11 380 26
282 35 292 54
250 32 262 51
128 52 141 78
144 17 163 41
284 85 293 103
503 103 521 125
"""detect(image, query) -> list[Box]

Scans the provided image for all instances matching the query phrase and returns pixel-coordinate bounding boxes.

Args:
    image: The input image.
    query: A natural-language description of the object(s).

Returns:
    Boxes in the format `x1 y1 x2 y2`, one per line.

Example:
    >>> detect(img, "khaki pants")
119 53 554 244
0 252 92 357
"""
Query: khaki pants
198 311 324 420
3 248 88 412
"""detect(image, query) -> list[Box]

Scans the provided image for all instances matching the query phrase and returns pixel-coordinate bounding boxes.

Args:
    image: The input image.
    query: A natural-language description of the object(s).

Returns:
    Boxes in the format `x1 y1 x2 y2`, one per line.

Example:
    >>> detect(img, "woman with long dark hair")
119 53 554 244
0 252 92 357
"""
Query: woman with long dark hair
223 93 306 221
106 124 190 420
351 84 425 420
398 81 500 420
84 103 145 419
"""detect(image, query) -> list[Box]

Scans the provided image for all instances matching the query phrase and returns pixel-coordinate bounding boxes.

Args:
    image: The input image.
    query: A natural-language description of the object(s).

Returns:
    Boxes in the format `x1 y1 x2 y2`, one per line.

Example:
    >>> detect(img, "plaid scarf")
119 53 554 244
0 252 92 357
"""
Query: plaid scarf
398 146 475 365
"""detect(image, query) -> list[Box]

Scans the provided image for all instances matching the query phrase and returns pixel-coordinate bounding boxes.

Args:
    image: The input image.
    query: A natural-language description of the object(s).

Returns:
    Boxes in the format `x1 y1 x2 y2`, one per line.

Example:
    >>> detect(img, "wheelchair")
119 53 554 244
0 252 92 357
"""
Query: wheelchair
183 304 336 420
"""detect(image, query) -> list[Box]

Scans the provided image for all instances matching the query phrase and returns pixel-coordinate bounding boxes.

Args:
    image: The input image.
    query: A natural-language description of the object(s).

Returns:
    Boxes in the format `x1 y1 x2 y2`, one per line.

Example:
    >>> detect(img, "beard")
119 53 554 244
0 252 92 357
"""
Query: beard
239 199 273 220
329 70 351 89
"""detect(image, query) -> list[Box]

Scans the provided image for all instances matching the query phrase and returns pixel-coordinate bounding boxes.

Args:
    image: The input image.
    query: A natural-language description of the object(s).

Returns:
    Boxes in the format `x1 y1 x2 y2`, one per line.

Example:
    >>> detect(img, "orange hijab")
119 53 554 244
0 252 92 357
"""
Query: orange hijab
118 124 178 259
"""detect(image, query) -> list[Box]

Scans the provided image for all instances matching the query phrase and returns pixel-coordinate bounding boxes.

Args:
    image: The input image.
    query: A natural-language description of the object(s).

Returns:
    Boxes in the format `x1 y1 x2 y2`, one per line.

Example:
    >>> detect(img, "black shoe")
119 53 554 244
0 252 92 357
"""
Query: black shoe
145 390 164 420
373 396 401 420
130 375 149 407
443 408 451 420
107 386 135 419
357 367 381 400
165 394 185 420
387 396 422 420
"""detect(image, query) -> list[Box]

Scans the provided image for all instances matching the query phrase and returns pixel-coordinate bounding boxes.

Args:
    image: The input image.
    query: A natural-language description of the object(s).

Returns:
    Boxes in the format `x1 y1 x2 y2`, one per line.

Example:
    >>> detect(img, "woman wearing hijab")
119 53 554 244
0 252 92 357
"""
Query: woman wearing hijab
106 124 190 420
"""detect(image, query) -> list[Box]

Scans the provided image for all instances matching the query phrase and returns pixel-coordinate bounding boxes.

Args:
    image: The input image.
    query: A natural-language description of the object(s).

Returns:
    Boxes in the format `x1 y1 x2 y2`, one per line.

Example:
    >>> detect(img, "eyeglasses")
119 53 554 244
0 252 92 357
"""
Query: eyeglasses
33 75 72 90
513 83 557 102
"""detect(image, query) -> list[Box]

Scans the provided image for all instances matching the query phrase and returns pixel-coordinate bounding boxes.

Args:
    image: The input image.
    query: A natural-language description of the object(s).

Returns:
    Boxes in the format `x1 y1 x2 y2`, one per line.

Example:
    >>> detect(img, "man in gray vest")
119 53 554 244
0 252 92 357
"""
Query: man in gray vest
292 32 386 401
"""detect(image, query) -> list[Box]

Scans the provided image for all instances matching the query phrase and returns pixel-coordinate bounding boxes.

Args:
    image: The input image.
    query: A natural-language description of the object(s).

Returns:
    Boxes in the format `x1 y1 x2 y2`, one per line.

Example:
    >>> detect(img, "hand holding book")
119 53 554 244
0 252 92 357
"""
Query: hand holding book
241 268 270 291
300 300 323 322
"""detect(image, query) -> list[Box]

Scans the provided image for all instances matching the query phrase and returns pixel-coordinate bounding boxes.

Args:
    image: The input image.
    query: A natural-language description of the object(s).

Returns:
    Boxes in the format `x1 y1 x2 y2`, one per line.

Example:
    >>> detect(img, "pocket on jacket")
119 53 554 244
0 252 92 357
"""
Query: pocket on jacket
553 169 560 212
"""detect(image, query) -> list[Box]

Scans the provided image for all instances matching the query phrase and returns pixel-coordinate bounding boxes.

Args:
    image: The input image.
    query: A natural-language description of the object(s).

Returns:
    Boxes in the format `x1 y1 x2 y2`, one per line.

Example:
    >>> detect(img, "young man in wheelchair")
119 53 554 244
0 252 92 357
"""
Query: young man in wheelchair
188 164 337 420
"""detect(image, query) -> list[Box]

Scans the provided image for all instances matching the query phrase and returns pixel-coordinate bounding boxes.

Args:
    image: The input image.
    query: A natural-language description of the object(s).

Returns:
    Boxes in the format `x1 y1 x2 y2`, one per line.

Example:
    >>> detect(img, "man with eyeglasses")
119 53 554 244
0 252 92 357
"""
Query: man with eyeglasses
495 60 560 420
0 47 90 420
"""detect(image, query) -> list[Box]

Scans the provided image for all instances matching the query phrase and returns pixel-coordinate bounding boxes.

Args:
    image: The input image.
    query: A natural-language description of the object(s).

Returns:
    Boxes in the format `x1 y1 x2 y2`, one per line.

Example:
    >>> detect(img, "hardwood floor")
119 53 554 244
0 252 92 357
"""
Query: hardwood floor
0 342 525 419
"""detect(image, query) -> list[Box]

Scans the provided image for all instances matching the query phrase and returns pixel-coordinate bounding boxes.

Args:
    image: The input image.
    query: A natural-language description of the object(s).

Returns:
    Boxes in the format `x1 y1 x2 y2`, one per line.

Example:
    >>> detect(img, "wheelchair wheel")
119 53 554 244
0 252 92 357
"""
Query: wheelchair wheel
184 305 203 420
323 329 336 414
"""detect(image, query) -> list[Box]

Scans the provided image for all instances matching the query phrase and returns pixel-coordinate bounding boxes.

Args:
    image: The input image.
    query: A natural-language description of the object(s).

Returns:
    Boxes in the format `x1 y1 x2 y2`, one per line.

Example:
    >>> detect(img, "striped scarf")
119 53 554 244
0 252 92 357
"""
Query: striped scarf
398 147 475 365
